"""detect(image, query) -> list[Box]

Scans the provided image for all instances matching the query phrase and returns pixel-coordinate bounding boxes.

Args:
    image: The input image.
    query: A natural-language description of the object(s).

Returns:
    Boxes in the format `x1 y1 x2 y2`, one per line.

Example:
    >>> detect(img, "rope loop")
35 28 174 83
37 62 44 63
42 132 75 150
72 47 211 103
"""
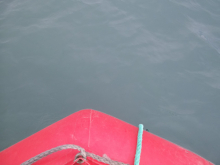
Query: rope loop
73 157 90 165
74 152 87 164
21 144 128 165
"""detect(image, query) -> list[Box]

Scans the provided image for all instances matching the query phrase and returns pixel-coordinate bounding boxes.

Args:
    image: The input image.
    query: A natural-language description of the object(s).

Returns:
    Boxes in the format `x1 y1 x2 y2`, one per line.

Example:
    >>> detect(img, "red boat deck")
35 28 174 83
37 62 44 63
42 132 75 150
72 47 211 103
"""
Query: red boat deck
0 109 213 165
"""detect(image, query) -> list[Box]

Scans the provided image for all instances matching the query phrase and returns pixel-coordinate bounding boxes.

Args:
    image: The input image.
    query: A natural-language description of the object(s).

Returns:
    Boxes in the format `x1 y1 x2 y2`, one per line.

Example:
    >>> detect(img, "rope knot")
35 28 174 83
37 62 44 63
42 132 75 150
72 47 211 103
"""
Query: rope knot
74 151 87 164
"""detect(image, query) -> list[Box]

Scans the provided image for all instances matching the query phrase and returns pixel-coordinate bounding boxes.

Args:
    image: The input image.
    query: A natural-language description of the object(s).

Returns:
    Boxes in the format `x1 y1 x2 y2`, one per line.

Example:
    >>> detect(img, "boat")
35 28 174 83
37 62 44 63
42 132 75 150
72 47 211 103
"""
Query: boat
0 109 213 165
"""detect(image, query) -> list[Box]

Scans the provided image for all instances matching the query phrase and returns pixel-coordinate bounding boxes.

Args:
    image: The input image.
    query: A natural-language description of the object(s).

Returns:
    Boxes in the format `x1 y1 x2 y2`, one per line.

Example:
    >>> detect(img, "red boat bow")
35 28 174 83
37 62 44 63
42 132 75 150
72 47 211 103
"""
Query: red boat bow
0 109 213 165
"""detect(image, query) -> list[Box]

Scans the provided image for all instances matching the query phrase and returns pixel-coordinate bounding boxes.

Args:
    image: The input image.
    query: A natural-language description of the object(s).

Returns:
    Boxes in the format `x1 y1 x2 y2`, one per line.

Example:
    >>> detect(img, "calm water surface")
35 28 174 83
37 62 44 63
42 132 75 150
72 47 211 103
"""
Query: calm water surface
1 0 220 164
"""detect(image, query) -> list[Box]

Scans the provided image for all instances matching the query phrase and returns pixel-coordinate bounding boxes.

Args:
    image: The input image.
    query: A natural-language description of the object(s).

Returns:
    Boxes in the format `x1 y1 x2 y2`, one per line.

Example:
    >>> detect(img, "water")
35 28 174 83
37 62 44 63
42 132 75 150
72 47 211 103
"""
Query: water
0 0 220 164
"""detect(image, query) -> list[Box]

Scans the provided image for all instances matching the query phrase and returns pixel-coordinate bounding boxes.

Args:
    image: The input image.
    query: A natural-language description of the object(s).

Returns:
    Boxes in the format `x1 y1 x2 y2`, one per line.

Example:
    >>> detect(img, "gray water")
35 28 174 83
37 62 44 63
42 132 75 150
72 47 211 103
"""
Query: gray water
0 0 220 164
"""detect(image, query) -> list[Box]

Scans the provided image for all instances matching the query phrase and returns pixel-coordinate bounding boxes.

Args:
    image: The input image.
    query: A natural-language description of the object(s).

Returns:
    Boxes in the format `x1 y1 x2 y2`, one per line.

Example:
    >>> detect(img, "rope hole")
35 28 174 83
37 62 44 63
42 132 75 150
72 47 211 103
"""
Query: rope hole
74 153 87 164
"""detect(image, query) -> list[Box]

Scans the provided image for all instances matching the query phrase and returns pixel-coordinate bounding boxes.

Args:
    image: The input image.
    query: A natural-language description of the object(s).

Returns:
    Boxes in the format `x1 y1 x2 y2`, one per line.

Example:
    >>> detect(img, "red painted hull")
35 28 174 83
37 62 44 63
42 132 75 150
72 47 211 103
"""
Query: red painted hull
0 109 213 165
